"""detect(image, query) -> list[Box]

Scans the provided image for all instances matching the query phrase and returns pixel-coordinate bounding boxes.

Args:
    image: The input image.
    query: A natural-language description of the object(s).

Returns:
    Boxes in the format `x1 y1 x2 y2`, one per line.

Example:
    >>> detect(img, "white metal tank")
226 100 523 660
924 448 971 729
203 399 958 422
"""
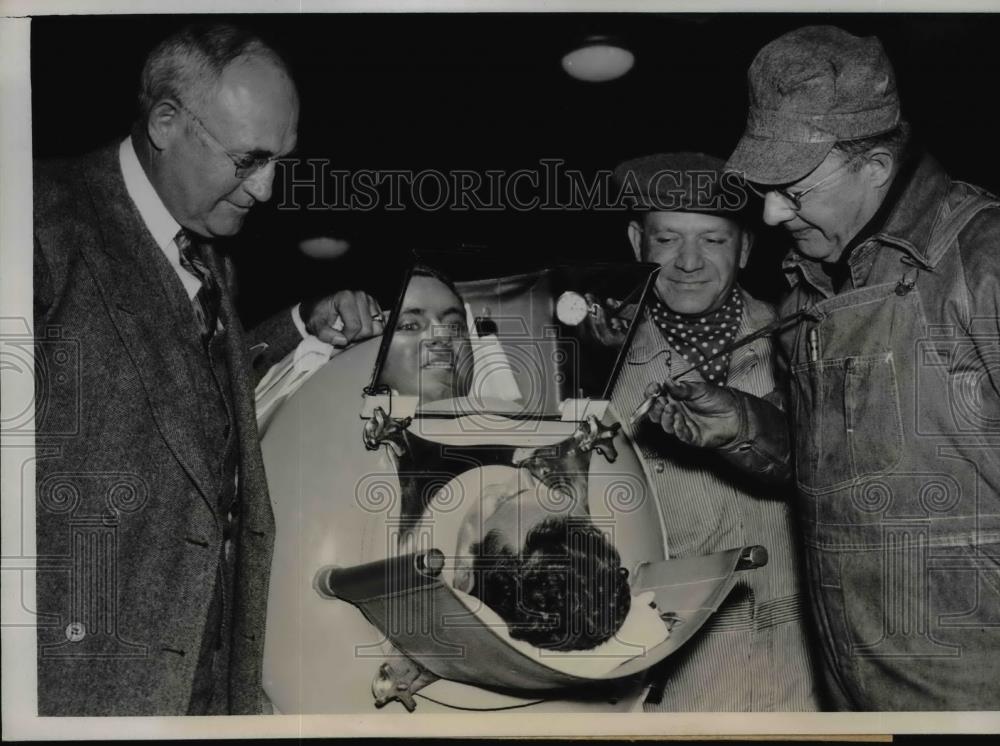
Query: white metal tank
259 264 760 713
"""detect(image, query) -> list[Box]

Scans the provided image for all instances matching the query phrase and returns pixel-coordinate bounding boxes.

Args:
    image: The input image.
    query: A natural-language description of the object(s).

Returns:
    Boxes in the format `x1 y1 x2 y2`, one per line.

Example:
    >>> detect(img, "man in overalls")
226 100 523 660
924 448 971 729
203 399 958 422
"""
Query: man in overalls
719 25 1000 709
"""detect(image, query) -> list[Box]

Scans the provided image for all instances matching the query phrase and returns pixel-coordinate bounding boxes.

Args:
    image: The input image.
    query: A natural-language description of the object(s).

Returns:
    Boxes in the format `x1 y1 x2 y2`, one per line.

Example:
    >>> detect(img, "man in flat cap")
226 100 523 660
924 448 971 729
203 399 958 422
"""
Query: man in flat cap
725 25 1000 709
601 152 819 711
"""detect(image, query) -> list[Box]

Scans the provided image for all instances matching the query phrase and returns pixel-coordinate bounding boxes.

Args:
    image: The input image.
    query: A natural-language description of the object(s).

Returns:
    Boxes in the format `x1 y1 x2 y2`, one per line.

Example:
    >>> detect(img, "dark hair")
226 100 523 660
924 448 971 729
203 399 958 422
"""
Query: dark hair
410 264 465 303
468 516 631 651
138 23 291 119
834 121 912 172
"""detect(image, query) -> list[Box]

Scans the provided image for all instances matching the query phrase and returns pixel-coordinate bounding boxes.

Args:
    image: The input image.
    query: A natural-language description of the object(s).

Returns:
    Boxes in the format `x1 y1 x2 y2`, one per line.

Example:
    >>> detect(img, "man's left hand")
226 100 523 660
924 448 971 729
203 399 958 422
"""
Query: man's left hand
302 290 385 347
581 293 629 348
644 378 743 449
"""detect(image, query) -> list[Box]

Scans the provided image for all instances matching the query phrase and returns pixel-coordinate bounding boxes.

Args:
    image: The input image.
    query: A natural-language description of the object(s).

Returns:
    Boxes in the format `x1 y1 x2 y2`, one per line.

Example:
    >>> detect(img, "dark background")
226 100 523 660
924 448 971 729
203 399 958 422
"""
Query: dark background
31 13 1000 325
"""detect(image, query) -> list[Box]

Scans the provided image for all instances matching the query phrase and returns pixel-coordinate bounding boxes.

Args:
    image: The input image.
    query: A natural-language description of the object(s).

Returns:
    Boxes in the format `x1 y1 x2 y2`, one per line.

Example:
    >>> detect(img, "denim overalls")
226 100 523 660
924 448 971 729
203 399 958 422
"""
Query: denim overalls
782 161 1000 709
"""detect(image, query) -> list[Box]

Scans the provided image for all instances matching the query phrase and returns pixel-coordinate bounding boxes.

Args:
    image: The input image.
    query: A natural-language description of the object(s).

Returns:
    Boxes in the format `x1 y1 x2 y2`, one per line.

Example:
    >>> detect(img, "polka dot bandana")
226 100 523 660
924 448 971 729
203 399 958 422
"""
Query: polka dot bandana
650 289 743 384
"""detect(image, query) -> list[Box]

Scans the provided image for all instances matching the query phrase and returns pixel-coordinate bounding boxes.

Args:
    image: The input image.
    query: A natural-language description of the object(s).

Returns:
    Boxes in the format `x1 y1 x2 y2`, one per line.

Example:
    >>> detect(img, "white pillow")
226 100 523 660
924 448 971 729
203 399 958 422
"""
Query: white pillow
447 587 670 679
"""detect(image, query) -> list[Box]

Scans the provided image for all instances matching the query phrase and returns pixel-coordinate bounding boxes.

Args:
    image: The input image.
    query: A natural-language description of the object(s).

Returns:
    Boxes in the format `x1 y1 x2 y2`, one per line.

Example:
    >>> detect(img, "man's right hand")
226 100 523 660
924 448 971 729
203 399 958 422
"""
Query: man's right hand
301 290 384 347
644 378 744 450
644 379 792 483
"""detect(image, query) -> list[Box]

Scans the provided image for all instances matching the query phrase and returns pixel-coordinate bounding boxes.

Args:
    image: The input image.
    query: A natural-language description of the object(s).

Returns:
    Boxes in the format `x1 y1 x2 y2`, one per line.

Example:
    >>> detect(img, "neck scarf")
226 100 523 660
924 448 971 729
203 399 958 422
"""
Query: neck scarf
649 287 743 384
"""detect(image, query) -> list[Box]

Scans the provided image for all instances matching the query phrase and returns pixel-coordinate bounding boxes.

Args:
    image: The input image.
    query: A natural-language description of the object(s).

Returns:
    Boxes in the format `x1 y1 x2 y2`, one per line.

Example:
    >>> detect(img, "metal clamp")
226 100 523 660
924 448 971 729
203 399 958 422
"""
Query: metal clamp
371 655 439 712
571 414 621 463
362 405 412 455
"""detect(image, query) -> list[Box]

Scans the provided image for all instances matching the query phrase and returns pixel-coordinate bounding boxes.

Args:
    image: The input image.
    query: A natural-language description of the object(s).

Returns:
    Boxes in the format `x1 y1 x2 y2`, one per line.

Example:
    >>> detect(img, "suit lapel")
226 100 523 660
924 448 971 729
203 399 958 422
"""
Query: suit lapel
202 247 275 533
75 146 219 509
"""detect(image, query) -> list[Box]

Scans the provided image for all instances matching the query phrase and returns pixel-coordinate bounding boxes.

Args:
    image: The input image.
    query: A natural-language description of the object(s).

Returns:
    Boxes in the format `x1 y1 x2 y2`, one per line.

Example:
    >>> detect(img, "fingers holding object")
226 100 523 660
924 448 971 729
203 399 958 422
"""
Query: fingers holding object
339 290 383 341
352 292 376 340
643 381 663 399
366 294 386 336
316 320 348 348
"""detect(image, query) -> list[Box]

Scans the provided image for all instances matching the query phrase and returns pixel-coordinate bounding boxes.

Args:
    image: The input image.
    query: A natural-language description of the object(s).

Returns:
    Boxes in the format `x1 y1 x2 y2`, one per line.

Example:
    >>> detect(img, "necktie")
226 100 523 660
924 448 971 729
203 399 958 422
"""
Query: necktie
175 229 220 346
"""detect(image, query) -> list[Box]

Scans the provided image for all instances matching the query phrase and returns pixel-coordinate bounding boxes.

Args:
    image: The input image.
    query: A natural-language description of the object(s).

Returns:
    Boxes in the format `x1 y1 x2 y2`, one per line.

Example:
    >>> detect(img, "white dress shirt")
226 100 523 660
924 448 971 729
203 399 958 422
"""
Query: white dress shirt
118 135 312 337
119 136 202 300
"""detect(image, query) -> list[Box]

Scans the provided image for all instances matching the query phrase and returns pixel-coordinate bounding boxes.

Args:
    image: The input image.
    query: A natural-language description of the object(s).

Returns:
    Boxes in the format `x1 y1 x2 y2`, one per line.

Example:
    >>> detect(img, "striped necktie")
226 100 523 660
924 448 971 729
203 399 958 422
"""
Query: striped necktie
175 229 220 346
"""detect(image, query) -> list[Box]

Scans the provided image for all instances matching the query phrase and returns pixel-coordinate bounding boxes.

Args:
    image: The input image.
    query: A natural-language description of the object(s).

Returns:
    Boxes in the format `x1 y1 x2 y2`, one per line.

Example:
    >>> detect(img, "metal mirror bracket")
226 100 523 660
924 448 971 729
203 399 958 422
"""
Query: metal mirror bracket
362 406 413 456
572 414 621 463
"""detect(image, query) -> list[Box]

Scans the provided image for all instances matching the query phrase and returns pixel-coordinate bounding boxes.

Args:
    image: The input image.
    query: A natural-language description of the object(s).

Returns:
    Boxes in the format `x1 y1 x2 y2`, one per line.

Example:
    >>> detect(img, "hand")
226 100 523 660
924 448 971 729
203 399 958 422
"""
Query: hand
643 378 743 449
302 290 384 347
581 293 629 348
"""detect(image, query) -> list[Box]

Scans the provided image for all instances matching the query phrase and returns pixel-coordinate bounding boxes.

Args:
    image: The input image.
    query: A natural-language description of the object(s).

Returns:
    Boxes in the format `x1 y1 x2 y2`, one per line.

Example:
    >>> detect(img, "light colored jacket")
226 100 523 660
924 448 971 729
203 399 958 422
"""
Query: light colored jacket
610 288 819 711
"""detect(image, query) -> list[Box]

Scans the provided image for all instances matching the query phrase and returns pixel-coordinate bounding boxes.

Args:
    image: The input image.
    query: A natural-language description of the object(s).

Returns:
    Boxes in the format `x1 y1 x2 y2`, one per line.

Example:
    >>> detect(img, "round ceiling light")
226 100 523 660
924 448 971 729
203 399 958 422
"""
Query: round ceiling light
298 236 351 260
561 37 634 82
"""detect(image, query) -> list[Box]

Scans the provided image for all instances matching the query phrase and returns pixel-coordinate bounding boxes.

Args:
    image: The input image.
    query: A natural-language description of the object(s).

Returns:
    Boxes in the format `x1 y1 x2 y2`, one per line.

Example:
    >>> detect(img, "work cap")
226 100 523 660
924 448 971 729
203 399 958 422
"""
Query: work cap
613 151 748 220
726 25 900 185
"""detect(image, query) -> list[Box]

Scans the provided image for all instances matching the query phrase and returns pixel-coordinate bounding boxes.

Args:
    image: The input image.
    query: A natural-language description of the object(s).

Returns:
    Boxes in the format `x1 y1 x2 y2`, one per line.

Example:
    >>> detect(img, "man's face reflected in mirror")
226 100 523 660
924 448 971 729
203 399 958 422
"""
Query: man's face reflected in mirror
379 271 475 404
448 472 631 652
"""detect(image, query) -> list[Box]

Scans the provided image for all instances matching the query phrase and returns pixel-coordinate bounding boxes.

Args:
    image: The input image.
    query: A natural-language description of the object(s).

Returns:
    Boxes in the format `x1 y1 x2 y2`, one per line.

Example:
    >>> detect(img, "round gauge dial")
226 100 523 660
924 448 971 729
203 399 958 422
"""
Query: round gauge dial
556 291 589 326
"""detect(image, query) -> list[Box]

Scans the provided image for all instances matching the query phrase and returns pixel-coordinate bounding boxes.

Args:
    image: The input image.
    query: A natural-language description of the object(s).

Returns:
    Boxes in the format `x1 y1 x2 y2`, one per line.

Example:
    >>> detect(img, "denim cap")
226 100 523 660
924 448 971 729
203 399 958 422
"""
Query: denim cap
613 151 749 221
726 25 901 185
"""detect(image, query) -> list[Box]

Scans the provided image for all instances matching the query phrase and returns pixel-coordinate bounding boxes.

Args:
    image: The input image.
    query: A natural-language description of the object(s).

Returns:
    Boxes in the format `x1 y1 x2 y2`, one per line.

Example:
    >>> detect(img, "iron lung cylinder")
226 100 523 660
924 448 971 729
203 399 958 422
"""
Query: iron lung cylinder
259 264 762 714
259 336 678 713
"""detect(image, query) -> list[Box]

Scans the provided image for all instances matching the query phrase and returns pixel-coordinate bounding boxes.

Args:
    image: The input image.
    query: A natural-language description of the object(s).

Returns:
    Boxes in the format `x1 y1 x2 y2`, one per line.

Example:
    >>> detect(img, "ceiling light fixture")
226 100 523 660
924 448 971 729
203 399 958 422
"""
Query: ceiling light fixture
561 36 634 83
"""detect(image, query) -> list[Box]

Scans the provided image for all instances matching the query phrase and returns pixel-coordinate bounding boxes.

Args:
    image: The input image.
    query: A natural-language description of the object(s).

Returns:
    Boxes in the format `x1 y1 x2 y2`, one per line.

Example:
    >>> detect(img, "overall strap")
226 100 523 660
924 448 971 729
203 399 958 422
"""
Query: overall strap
923 187 1000 268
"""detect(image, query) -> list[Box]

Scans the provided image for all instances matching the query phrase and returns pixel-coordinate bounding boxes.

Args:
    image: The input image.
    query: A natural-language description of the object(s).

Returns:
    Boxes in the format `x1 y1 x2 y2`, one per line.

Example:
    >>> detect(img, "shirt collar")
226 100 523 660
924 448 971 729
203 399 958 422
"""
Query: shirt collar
119 136 181 251
870 152 952 267
782 152 950 297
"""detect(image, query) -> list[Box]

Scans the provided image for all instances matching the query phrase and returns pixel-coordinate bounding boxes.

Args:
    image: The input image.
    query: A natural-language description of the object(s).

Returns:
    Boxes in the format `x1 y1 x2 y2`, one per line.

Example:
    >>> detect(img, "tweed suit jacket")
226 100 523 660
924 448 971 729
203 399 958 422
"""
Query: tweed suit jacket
33 143 300 715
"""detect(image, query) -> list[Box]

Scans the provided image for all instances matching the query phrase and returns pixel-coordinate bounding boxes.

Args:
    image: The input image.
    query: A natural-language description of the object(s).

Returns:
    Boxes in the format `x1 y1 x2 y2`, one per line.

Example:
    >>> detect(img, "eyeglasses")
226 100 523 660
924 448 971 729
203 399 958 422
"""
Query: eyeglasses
176 100 281 179
745 159 854 211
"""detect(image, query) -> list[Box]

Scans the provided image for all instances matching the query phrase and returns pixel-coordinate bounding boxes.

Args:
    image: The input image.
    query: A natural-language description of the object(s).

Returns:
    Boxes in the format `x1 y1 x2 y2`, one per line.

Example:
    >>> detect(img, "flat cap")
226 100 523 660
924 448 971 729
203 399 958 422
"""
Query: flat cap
613 151 748 218
726 25 900 185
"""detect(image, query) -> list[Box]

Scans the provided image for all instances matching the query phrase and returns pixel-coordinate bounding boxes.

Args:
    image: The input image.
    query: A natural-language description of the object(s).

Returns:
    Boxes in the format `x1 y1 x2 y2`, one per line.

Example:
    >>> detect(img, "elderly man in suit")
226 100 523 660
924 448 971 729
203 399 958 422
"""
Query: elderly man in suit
596 152 819 710
33 24 381 715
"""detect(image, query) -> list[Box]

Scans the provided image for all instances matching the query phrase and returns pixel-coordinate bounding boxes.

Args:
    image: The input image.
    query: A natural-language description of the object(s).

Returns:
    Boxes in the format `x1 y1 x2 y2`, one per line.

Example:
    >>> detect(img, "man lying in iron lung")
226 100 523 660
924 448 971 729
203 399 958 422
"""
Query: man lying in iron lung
384 267 633 652
377 265 475 403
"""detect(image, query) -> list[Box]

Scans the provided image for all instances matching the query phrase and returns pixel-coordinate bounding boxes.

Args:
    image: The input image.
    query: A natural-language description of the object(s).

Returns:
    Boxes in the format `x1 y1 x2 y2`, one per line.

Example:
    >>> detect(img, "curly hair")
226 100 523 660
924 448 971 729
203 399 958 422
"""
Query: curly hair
468 516 631 651
410 264 465 302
